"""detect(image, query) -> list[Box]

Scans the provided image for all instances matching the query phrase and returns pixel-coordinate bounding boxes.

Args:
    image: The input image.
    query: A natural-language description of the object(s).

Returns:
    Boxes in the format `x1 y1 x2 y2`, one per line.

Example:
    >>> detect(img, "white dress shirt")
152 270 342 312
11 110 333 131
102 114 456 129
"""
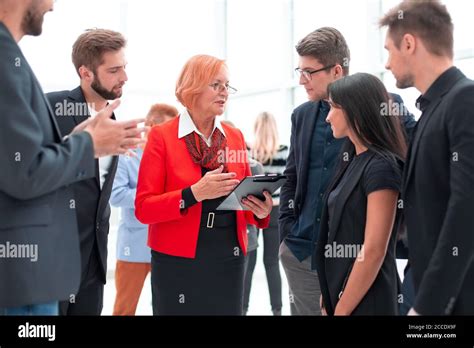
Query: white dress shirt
88 106 113 190
178 109 226 147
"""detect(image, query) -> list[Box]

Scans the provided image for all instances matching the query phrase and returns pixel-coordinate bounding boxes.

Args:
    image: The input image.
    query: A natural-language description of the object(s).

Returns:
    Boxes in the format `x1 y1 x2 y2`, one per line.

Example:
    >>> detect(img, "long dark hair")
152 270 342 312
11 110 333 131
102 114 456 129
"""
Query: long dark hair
328 73 407 163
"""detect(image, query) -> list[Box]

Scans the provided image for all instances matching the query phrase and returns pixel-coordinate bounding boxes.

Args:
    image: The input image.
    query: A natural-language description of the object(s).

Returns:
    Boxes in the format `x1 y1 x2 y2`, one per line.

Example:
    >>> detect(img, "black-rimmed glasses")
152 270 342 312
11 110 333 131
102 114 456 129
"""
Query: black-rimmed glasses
295 64 336 81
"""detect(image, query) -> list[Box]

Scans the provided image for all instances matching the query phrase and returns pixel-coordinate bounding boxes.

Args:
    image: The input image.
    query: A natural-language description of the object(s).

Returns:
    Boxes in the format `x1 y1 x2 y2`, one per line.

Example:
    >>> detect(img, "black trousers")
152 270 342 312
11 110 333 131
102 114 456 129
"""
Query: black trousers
151 214 245 315
243 206 282 312
243 249 257 313
59 281 103 316
59 247 104 316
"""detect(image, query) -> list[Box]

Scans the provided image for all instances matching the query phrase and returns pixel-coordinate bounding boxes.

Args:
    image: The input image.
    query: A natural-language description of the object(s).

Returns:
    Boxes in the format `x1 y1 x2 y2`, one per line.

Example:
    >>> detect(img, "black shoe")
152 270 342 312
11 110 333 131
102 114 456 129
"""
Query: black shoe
272 308 282 316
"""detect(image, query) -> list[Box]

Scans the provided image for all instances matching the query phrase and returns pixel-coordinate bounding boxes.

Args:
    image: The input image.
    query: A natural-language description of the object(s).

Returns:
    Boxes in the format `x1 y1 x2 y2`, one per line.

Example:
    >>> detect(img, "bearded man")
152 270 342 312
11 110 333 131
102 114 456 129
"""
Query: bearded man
46 29 129 315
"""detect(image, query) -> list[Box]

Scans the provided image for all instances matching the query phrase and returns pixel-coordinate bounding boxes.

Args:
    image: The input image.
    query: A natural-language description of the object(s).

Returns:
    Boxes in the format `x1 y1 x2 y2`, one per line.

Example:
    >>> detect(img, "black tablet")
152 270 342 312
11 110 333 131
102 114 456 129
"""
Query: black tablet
216 174 286 211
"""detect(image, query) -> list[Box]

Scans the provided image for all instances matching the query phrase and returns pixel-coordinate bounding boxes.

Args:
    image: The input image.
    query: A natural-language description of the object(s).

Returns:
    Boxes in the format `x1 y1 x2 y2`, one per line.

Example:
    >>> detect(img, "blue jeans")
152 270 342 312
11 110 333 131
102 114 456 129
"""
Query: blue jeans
1 301 58 316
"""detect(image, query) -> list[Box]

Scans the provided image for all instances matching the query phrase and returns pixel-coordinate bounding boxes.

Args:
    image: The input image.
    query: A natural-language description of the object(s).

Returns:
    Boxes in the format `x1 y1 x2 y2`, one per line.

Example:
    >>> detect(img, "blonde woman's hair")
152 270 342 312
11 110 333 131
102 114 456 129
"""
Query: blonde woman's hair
252 111 279 164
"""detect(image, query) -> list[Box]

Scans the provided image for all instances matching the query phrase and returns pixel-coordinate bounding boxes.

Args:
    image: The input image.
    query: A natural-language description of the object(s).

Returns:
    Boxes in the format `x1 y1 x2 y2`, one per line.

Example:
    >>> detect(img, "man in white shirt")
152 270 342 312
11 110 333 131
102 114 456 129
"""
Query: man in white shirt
46 28 129 315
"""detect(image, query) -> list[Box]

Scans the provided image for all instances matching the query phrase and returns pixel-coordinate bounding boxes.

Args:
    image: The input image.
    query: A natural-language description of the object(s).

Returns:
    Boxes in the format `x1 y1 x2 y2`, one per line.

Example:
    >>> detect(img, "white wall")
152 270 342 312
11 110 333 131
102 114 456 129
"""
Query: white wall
20 0 474 144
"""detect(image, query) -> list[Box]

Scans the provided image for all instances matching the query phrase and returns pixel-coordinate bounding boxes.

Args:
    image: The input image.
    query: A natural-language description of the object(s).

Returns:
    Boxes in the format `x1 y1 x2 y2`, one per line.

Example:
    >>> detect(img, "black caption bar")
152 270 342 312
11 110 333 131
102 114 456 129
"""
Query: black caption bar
0 316 473 346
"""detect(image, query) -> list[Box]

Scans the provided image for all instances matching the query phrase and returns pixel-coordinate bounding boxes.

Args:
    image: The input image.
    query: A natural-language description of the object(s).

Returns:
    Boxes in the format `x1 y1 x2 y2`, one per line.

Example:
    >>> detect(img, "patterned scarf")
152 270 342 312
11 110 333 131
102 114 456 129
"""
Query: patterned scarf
184 128 228 172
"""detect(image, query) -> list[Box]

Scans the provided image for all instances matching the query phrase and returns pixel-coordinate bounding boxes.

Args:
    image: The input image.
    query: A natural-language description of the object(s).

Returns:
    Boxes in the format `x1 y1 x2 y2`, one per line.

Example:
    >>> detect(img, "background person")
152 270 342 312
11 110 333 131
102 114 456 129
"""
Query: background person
242 158 264 316
111 103 178 316
246 111 288 316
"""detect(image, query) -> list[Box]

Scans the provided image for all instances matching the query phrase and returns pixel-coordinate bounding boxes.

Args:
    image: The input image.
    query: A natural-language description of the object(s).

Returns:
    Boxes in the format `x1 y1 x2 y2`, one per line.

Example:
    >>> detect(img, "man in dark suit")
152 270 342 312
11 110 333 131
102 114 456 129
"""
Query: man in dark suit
380 0 474 315
0 0 145 315
279 27 416 315
46 29 129 315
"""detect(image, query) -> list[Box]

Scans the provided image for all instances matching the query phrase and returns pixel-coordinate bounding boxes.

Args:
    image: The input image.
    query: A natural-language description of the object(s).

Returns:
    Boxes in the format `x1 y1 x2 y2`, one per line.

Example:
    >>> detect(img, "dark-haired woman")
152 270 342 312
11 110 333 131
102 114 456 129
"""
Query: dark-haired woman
314 73 407 316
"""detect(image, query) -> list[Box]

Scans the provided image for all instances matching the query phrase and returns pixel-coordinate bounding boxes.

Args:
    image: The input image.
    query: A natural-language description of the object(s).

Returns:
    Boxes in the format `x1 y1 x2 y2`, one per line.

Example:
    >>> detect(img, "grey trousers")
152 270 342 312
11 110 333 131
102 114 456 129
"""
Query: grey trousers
279 241 321 315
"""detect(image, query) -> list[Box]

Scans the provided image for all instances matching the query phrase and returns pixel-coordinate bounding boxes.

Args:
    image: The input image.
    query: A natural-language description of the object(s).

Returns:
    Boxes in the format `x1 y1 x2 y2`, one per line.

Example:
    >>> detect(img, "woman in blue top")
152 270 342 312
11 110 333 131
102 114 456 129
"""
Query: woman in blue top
110 103 178 315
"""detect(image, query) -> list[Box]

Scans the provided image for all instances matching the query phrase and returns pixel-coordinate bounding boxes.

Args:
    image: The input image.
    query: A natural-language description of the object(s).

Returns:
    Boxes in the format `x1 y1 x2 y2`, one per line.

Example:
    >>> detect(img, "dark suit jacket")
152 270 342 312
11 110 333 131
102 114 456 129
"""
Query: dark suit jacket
314 151 401 315
0 23 95 307
46 87 118 284
278 100 343 244
402 67 474 315
279 94 415 244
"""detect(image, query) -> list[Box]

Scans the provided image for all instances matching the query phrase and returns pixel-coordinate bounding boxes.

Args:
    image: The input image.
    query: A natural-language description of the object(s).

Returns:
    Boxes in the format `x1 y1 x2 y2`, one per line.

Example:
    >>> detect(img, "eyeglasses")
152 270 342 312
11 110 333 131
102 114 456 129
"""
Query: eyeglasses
209 82 238 94
294 64 336 81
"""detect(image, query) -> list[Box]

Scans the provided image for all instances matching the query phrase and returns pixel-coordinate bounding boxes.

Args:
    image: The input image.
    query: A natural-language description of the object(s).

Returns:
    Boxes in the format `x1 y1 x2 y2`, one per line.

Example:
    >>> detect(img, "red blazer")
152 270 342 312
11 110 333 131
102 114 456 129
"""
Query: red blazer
135 117 269 258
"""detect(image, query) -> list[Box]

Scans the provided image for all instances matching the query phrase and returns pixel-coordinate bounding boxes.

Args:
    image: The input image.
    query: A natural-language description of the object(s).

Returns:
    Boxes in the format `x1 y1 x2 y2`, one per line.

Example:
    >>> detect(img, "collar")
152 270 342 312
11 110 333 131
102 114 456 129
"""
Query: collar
416 66 464 112
87 101 109 118
178 109 226 141
320 100 330 112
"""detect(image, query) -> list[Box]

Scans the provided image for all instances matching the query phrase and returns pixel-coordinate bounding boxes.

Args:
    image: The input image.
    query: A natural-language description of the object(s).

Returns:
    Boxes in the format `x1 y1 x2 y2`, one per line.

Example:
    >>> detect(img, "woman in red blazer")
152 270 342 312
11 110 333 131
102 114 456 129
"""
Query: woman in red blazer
135 54 272 315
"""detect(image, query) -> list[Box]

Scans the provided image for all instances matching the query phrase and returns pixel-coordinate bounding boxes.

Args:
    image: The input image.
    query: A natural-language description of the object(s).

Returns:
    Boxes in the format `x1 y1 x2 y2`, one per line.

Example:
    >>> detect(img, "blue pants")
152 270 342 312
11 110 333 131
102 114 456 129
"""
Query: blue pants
1 301 58 316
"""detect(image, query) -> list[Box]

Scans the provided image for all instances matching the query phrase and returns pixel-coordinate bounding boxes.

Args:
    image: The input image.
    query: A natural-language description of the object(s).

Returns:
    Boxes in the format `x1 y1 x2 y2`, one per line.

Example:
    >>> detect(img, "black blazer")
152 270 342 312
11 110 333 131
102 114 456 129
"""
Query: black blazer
0 23 95 307
314 151 401 316
46 87 118 283
402 67 474 315
279 94 416 244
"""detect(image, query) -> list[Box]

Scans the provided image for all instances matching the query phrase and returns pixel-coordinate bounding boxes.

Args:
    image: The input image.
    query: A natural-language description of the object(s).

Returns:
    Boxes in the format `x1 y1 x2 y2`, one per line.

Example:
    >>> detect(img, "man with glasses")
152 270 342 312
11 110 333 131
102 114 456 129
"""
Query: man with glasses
279 27 416 315
279 27 349 315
